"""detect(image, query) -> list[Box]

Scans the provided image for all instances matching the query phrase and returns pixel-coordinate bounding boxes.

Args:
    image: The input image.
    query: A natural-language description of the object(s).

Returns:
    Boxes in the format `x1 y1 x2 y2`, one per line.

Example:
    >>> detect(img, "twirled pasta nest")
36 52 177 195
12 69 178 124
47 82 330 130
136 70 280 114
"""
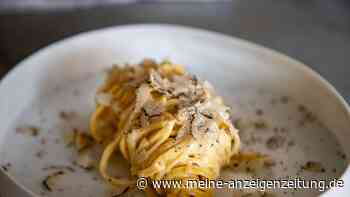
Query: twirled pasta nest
90 59 240 197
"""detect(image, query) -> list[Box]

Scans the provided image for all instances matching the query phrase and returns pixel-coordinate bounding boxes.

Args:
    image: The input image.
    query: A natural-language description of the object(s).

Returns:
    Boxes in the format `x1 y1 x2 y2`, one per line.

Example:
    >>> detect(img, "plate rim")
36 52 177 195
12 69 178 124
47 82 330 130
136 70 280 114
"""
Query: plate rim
0 23 349 197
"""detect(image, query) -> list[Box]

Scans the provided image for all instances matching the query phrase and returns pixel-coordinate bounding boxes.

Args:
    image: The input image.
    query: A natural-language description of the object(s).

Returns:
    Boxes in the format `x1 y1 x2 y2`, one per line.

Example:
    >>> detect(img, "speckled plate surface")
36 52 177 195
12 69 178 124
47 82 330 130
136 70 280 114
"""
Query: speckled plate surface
0 24 349 197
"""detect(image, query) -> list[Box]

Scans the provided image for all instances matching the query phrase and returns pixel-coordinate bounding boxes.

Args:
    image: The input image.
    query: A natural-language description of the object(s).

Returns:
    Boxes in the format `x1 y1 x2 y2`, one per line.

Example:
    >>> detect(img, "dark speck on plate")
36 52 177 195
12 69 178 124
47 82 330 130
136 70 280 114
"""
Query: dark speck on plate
35 150 47 159
54 138 60 144
266 135 286 150
112 186 130 197
280 96 289 104
256 109 264 116
42 171 65 192
42 165 75 172
233 118 244 130
341 153 346 160
263 159 276 168
297 104 319 127
297 104 306 112
59 111 77 121
16 126 40 137
40 138 47 145
336 150 347 160
254 120 268 129
301 161 325 173
1 163 11 172
287 140 295 147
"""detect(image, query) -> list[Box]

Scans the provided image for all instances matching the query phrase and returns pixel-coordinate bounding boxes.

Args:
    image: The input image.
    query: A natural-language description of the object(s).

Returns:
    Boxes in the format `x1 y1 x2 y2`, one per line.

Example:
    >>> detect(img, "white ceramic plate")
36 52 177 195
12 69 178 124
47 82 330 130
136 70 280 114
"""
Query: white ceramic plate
0 24 349 197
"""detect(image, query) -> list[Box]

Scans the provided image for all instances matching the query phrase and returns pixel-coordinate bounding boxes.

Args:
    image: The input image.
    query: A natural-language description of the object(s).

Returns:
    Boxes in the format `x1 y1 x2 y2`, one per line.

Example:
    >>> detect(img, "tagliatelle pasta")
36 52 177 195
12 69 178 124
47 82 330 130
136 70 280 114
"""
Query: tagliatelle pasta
90 59 240 196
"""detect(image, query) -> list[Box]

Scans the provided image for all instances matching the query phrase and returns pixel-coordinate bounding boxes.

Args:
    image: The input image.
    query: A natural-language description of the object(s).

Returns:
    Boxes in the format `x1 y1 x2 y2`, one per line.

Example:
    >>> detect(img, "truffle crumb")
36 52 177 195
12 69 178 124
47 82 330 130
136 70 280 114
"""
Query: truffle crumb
254 120 268 129
336 150 346 160
266 135 286 150
1 163 11 172
301 161 325 173
16 126 39 137
74 149 95 170
297 104 318 127
256 109 264 116
263 159 276 168
40 138 47 145
42 165 75 172
280 96 289 104
341 153 346 160
304 111 317 123
35 150 47 159
287 140 295 147
297 104 306 112
59 111 77 121
42 171 65 191
69 129 93 151
233 118 247 131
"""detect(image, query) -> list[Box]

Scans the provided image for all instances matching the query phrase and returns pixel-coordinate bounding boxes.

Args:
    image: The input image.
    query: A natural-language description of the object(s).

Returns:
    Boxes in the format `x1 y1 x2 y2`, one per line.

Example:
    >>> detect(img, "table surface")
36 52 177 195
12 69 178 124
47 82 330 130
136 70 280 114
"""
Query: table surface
0 0 350 100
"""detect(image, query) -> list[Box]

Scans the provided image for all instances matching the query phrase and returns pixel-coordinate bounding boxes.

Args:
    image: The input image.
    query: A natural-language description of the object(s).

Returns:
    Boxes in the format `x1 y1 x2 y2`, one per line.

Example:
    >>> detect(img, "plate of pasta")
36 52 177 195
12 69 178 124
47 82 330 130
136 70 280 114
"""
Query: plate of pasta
0 24 349 197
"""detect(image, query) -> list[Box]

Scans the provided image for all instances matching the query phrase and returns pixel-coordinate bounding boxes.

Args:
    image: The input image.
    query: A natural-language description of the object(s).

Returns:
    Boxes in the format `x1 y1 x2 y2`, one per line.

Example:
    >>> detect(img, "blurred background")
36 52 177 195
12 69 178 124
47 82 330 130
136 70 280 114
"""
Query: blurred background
0 0 350 99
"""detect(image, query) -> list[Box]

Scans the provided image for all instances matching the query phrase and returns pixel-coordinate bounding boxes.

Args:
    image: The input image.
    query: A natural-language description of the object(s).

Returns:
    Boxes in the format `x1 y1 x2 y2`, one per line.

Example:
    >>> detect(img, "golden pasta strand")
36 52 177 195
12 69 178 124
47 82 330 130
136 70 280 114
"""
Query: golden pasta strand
90 60 241 196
